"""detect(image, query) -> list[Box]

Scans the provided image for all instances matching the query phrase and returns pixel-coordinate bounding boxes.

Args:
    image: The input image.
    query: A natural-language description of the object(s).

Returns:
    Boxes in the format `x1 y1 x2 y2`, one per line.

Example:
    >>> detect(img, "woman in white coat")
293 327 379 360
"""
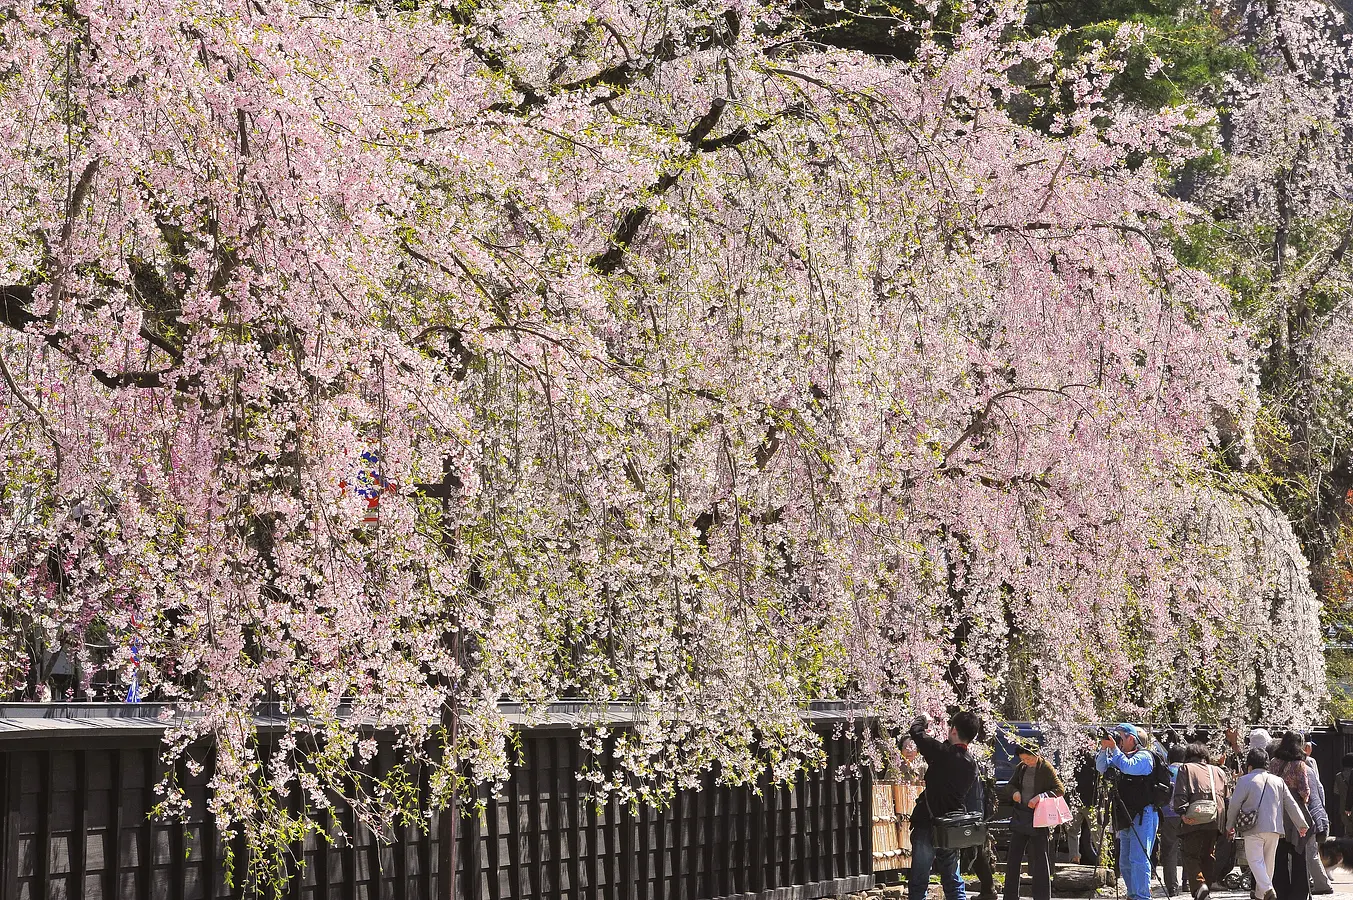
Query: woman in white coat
1226 748 1309 900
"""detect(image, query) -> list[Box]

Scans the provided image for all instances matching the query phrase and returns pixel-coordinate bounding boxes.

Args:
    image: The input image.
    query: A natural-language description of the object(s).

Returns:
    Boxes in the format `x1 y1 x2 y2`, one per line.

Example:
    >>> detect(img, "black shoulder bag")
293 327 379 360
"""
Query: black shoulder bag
1234 778 1269 836
925 786 988 850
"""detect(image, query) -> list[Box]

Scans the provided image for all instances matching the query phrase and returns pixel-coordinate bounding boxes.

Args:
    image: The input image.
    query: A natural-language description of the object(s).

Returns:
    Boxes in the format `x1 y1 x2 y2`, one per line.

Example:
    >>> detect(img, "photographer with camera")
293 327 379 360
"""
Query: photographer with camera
907 711 981 900
1097 724 1165 900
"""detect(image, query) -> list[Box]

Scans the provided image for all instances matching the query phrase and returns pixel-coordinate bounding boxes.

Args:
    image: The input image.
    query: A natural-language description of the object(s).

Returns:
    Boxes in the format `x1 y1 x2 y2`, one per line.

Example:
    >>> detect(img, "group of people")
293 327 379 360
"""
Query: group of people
902 715 1334 900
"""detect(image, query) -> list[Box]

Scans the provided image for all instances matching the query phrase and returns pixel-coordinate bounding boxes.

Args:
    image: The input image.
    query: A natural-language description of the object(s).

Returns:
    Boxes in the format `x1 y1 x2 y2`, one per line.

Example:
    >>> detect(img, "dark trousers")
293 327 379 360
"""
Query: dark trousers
1005 829 1052 900
1215 831 1236 881
1273 839 1309 900
1180 830 1218 897
1078 820 1102 866
970 838 997 898
1160 816 1182 894
911 822 968 900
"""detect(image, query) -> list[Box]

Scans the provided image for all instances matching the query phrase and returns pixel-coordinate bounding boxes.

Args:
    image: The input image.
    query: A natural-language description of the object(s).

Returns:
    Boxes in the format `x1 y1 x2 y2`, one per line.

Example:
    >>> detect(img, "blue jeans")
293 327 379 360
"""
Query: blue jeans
1117 805 1158 900
911 821 969 900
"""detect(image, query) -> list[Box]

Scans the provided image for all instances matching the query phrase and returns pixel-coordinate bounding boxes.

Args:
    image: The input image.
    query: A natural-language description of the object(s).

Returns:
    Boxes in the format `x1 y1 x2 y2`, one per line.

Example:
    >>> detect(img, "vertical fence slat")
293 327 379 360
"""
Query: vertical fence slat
727 780 743 896
370 788 386 900
600 795 616 900
821 740 834 882
549 738 564 900
107 750 123 900
204 752 219 900
420 766 435 900
701 777 716 899
653 799 667 900
860 755 873 879
834 733 847 879
809 759 823 885
506 755 522 900
585 786 599 900
670 790 685 900
394 786 408 900
316 815 329 900
2 753 17 900
747 773 763 896
464 787 483 900
343 778 358 900
72 750 86 900
140 750 155 900
527 738 543 900
611 796 626 900
39 751 51 900
634 802 648 900
485 784 501 900
172 756 187 900
566 739 581 900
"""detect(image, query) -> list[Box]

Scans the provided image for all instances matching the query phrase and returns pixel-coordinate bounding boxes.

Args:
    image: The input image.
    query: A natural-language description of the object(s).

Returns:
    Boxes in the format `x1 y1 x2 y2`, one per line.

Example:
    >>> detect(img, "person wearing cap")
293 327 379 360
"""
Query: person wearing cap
1097 723 1160 900
1000 737 1066 900
1303 741 1333 894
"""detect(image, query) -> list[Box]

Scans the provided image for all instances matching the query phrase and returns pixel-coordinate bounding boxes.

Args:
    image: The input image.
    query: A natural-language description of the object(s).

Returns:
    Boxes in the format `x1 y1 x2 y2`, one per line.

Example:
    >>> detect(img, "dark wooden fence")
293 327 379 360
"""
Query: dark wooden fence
0 704 873 900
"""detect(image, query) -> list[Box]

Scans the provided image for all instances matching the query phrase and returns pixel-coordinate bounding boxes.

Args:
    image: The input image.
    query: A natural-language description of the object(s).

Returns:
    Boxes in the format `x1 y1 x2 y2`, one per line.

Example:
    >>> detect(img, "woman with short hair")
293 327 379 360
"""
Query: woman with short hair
1226 748 1308 900
1000 739 1065 900
1173 742 1229 900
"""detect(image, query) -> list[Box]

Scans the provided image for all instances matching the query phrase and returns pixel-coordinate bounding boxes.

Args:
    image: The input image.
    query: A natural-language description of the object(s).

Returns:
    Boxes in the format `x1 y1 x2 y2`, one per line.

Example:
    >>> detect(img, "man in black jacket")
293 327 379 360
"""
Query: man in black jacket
909 710 981 900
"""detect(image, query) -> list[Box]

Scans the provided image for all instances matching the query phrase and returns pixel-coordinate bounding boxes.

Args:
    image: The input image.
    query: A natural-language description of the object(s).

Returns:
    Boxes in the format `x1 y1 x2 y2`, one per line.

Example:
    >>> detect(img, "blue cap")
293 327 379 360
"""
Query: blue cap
1115 723 1140 740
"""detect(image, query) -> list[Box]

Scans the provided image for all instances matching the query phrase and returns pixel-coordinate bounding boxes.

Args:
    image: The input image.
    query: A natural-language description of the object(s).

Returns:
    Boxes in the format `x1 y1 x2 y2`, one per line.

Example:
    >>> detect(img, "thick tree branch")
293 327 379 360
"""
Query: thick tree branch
0 284 39 330
1 282 192 393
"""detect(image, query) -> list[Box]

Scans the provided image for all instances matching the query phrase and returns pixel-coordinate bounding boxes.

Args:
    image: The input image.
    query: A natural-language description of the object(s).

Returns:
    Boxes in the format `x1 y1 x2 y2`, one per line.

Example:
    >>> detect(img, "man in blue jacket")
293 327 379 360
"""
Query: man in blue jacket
1096 724 1159 900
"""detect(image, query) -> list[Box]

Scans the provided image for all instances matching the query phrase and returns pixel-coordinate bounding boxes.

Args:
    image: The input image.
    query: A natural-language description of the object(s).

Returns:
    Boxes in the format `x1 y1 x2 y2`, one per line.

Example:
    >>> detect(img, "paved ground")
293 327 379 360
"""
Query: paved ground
1141 863 1353 900
1078 862 1353 899
859 864 1353 899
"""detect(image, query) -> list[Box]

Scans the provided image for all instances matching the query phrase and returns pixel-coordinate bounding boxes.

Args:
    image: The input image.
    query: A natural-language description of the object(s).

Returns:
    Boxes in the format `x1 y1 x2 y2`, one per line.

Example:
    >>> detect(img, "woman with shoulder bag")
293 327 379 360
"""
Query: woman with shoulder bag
1173 742 1230 900
1000 738 1066 900
1226 748 1308 900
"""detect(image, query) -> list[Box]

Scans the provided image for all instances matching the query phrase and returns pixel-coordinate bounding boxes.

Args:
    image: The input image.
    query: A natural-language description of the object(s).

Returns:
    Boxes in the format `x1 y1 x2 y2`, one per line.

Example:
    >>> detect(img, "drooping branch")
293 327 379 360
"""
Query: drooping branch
479 14 741 116
590 101 807 273
940 385 1091 466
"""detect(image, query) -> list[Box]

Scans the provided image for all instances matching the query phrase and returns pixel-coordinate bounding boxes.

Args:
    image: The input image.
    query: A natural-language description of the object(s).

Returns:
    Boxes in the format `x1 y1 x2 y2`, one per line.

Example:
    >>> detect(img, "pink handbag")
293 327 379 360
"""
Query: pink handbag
1032 794 1074 829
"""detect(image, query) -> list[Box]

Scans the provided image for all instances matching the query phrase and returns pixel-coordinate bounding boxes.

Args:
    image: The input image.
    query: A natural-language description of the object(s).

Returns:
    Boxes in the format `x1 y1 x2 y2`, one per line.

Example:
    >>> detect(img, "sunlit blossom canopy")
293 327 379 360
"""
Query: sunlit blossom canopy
0 0 1325 881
